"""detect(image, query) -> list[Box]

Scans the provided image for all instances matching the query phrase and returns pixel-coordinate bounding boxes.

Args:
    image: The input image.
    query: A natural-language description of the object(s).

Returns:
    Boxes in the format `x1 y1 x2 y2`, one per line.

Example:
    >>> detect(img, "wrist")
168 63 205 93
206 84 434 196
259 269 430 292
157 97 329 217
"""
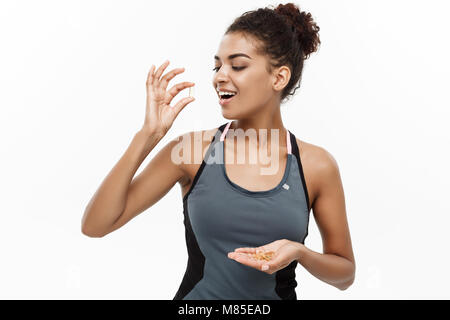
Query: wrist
138 127 165 141
135 129 163 152
294 241 307 262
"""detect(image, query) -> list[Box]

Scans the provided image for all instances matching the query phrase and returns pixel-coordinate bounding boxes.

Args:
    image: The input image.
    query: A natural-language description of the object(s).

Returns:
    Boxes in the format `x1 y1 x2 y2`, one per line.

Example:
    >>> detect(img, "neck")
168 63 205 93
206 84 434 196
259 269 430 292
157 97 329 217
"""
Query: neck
229 108 287 149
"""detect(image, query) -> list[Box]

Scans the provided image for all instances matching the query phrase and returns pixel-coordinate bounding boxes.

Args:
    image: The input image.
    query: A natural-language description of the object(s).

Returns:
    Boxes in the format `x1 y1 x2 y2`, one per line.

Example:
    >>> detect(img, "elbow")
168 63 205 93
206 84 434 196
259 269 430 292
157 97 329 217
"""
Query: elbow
337 265 356 291
81 222 106 238
337 276 354 291
81 209 108 238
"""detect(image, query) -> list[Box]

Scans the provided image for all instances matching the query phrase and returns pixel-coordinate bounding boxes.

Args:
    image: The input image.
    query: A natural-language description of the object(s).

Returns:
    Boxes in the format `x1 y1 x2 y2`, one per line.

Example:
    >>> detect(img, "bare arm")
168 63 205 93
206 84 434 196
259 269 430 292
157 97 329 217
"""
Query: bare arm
81 131 184 237
81 60 195 237
295 148 356 290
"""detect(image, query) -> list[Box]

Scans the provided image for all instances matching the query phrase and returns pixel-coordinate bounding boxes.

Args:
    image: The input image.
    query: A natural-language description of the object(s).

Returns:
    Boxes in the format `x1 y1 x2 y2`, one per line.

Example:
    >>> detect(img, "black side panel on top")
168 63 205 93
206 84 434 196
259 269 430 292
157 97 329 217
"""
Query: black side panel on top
289 131 311 213
275 260 298 300
173 197 205 300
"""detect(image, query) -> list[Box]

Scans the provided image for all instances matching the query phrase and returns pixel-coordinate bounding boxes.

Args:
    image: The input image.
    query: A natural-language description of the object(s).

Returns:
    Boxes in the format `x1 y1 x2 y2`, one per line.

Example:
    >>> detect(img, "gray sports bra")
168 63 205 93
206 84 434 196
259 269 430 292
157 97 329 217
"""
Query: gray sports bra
174 121 311 300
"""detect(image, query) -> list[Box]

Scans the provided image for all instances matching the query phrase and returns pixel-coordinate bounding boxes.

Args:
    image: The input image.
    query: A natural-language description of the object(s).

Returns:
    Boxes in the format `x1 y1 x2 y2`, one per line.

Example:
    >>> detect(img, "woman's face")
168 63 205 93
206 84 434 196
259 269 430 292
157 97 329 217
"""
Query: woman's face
212 32 287 119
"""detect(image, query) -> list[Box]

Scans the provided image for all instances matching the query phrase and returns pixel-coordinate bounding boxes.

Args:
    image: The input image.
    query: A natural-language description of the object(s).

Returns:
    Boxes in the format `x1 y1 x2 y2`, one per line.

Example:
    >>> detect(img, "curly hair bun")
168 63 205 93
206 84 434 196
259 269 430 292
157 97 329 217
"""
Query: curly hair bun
274 3 320 59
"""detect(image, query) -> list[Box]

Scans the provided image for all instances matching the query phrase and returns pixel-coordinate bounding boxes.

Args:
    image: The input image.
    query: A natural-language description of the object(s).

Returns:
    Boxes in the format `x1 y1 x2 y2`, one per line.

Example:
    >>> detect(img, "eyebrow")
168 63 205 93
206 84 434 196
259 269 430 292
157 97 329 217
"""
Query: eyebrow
214 53 252 61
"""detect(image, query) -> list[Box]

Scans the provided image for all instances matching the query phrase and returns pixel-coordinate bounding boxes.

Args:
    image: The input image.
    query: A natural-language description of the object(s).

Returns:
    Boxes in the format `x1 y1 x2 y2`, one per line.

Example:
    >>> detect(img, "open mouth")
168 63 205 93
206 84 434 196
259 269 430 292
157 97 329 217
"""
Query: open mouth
219 93 237 105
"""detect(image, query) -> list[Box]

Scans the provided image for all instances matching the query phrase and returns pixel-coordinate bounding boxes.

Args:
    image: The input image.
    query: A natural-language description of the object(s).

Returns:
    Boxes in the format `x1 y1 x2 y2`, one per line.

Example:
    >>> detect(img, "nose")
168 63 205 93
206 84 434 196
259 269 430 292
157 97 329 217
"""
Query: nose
212 66 230 88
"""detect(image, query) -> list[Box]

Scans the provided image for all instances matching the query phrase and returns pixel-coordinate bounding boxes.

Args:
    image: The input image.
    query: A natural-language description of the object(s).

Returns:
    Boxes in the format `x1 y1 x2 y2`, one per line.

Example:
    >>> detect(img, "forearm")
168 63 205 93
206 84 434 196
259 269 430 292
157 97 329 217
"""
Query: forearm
295 242 355 290
81 130 162 237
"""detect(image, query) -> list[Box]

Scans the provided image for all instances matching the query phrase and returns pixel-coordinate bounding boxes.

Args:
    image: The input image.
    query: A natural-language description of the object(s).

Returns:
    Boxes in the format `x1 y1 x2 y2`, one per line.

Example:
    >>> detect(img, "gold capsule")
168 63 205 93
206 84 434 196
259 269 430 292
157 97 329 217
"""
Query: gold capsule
251 251 275 261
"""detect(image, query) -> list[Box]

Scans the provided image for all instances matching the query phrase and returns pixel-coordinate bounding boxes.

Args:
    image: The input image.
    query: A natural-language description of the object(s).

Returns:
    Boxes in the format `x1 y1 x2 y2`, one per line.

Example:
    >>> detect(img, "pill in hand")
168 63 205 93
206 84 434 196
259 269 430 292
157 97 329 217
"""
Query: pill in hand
251 251 275 261
189 85 195 98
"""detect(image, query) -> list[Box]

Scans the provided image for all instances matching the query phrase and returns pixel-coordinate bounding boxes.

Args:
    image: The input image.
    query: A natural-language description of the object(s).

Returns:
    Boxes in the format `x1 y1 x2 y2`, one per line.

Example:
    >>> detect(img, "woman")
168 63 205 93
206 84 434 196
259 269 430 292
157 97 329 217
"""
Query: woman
82 3 356 300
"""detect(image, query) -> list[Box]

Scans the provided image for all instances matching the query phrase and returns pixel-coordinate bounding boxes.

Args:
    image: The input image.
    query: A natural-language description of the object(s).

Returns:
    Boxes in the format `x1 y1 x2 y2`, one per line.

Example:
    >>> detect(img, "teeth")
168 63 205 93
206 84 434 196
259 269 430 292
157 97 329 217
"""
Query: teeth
219 91 236 97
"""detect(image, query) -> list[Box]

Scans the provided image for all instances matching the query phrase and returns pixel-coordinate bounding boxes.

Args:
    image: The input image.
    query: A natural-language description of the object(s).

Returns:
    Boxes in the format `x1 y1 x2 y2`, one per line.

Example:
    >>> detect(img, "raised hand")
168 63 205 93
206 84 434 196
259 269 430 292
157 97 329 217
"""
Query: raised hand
141 60 195 137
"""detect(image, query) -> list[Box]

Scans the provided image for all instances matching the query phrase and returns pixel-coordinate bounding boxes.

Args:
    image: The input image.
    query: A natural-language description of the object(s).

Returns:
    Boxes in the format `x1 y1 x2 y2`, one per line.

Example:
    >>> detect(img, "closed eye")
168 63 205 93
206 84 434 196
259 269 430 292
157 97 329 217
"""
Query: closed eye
212 66 246 72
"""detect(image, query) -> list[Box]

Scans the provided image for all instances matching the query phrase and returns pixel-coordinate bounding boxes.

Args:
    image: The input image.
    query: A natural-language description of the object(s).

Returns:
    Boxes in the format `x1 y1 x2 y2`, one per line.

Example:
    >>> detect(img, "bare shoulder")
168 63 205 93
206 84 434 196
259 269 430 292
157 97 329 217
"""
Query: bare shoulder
176 125 221 187
295 138 341 207
177 126 219 158
296 138 339 171
176 126 218 144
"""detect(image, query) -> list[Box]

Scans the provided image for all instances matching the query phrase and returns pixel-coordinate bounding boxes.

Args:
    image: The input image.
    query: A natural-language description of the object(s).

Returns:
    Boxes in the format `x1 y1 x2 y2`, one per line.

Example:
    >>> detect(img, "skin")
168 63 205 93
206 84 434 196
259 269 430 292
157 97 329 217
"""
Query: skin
82 32 355 291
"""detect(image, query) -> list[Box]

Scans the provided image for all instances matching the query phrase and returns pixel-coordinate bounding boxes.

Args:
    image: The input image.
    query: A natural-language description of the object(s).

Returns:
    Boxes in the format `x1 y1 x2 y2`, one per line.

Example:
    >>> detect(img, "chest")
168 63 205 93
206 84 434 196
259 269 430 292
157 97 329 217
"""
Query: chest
186 160 309 246
181 140 315 210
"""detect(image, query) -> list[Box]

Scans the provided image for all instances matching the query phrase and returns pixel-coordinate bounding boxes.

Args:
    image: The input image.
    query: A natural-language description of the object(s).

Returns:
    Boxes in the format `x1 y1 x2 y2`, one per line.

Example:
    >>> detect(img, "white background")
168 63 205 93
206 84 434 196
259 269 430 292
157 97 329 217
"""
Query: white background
1 0 449 299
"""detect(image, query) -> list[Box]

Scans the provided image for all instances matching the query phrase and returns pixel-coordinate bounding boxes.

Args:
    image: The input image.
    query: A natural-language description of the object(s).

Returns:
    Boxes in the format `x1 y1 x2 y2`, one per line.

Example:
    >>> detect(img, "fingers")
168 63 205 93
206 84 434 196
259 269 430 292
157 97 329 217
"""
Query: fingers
228 252 263 270
152 60 186 91
228 252 278 274
235 246 270 254
165 82 195 112
167 82 195 100
148 60 193 100
146 64 155 90
234 247 257 254
160 67 185 90
154 60 170 84
229 249 283 274
170 96 195 118
260 261 280 274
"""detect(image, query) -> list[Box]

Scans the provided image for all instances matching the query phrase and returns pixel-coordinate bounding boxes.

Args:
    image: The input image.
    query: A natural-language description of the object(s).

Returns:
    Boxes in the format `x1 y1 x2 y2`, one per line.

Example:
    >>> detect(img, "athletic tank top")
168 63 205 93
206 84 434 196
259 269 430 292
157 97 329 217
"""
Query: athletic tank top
174 121 311 300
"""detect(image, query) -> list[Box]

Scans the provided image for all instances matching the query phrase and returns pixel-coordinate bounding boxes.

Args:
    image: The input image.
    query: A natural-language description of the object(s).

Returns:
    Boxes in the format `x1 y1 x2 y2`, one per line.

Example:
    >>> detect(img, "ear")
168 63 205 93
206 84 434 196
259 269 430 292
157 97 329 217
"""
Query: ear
272 65 291 92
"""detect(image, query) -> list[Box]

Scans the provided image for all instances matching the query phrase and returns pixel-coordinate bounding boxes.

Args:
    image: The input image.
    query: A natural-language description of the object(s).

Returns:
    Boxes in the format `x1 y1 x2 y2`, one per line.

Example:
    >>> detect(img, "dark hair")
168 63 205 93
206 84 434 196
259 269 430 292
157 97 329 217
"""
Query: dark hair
225 3 321 103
